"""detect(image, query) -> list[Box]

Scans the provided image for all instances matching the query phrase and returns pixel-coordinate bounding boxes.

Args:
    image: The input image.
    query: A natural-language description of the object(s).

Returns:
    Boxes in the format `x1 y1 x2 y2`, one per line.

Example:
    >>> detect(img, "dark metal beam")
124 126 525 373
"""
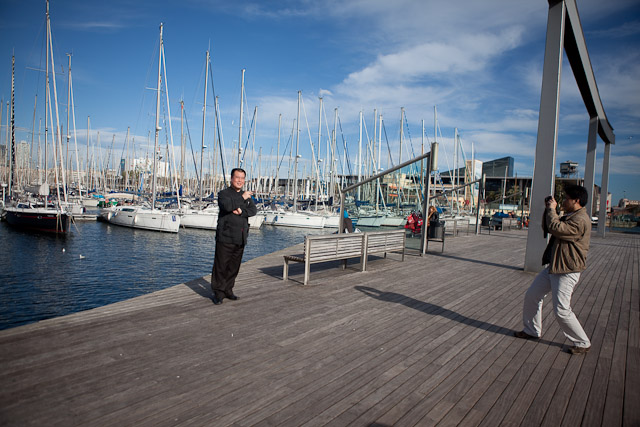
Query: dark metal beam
561 0 615 144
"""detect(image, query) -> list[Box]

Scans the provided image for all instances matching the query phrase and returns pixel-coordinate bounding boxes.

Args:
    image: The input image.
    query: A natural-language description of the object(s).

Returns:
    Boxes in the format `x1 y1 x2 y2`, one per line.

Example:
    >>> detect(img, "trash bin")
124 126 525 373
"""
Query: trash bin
481 216 491 227
428 220 445 239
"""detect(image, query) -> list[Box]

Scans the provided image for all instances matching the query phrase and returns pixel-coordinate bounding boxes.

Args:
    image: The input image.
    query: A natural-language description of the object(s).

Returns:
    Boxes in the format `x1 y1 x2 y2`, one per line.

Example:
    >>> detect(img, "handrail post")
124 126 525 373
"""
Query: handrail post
339 191 345 234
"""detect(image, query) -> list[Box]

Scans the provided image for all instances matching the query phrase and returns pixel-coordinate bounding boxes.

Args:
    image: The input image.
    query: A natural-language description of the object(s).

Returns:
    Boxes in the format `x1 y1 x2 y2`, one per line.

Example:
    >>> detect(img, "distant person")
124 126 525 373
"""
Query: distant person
515 185 592 354
427 206 439 225
342 209 354 233
211 168 257 305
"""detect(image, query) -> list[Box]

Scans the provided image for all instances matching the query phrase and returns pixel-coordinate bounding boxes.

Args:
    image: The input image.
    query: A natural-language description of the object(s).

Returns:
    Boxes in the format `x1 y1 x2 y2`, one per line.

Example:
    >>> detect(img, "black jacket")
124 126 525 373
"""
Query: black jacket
216 187 257 246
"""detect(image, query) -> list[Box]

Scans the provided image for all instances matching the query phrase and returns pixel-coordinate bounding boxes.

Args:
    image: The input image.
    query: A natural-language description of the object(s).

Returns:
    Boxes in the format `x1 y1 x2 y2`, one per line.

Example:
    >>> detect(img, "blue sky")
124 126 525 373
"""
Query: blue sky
1 0 639 203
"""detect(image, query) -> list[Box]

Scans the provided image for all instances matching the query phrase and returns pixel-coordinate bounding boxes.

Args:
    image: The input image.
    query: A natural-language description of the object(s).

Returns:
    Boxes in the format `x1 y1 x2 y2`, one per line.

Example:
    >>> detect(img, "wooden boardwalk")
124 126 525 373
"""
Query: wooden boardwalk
0 229 638 426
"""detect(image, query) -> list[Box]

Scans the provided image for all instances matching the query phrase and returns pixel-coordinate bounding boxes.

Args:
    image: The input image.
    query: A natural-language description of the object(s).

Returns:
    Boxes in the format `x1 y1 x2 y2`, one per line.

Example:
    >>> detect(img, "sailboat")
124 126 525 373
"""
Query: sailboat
104 23 180 233
173 50 219 230
272 92 325 229
4 1 71 234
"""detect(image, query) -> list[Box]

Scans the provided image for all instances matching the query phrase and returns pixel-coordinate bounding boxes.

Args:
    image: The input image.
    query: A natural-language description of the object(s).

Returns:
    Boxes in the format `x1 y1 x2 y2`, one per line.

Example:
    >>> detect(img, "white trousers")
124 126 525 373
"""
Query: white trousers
522 267 591 348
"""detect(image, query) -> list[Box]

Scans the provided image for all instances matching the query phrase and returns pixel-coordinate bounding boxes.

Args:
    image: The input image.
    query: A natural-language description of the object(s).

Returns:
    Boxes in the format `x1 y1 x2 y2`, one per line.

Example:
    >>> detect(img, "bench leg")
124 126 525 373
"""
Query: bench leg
304 261 310 286
283 259 289 281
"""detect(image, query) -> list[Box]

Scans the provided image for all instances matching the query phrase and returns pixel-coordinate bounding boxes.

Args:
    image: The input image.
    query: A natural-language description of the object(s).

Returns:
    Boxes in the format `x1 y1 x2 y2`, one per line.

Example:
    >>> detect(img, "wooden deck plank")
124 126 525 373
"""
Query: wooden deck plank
312 282 524 427
558 235 629 427
601 238 633 426
624 236 640 427
0 230 638 426
520 237 623 427
537 237 626 427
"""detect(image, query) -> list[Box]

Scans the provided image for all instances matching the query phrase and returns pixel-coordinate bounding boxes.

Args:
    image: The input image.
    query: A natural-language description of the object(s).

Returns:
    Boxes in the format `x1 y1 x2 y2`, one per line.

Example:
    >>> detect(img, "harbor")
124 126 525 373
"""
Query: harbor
0 217 331 331
1 0 638 425
0 228 637 425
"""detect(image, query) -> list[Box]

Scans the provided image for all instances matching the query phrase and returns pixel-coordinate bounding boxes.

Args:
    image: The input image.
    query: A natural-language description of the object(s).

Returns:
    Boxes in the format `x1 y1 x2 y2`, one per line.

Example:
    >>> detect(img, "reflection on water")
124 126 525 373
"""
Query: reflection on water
0 219 329 330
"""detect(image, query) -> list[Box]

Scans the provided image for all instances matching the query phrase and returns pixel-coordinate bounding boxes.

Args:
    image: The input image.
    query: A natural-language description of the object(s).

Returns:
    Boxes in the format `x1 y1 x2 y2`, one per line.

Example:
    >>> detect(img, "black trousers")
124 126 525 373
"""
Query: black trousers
211 241 245 298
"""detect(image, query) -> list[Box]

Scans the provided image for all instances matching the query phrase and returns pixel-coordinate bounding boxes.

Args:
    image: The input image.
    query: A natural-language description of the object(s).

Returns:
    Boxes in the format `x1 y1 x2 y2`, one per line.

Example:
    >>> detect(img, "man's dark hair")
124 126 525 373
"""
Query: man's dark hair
564 184 588 207
231 168 246 178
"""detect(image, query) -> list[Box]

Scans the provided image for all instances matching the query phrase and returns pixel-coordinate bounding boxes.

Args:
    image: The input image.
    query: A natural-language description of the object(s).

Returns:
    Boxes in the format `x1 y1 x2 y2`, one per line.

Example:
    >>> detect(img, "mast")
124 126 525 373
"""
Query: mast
317 98 322 205
124 127 130 191
30 94 37 185
44 1 50 184
421 119 424 201
66 53 71 181
180 100 184 191
251 106 257 190
238 68 245 167
151 23 163 210
86 116 90 194
200 50 209 205
275 113 281 196
293 91 300 212
358 110 362 201
377 113 382 210
47 0 67 206
399 107 404 166
331 107 337 200
454 127 458 212
69 59 81 196
9 55 15 197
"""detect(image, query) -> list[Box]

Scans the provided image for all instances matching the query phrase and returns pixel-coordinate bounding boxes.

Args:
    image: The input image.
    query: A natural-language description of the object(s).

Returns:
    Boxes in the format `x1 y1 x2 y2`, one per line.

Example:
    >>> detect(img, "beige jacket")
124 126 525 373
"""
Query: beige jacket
542 206 591 274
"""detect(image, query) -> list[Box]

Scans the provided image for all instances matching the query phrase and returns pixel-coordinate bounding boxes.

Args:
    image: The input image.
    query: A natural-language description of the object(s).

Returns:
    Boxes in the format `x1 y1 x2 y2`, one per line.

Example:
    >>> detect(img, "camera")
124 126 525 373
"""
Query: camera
545 196 553 203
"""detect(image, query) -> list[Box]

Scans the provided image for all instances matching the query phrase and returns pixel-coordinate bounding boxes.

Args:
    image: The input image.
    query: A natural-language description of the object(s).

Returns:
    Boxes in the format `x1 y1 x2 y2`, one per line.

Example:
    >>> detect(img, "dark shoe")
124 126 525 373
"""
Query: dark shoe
514 330 539 340
225 293 239 301
568 345 590 355
211 295 223 305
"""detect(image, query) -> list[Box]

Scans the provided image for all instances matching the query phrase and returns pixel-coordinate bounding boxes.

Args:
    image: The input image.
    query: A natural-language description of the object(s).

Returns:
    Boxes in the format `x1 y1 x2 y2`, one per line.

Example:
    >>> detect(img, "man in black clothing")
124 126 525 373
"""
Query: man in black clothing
211 168 257 305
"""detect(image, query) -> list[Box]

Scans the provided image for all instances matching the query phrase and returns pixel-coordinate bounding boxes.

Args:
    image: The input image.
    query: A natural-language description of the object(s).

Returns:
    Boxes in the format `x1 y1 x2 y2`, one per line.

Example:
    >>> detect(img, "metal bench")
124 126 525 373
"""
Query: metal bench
501 218 519 230
362 230 406 271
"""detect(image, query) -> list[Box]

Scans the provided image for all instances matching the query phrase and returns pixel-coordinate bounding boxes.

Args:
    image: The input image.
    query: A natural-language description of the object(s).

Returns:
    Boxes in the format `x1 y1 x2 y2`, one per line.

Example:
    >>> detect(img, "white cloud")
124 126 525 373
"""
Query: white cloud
599 154 640 176
341 28 524 90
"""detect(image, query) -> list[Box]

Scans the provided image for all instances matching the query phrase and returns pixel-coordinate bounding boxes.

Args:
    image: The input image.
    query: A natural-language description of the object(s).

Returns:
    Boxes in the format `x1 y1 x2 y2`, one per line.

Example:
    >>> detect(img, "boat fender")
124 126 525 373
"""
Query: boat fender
134 215 138 224
107 212 113 221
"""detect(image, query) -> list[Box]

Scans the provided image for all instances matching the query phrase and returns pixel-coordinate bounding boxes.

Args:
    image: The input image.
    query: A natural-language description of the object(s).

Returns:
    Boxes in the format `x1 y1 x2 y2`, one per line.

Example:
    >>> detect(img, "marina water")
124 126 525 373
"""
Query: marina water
0 217 328 330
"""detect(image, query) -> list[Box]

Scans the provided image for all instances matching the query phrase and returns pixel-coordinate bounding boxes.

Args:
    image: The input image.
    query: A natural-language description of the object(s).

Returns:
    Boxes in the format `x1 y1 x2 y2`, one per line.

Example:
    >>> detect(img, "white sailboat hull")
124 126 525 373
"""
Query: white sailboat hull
178 208 219 230
381 216 407 227
322 214 341 228
272 212 325 229
249 214 265 228
357 215 385 227
104 206 180 233
82 198 100 207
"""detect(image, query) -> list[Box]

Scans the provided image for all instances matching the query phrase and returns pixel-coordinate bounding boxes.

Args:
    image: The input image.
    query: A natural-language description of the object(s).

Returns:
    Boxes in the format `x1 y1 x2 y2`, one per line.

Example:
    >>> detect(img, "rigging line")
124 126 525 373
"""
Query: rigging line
300 95 323 187
132 34 160 140
321 102 333 157
182 107 201 187
381 120 394 168
403 112 417 161
240 108 256 165
208 61 227 188
276 130 293 175
160 43 181 204
337 115 352 177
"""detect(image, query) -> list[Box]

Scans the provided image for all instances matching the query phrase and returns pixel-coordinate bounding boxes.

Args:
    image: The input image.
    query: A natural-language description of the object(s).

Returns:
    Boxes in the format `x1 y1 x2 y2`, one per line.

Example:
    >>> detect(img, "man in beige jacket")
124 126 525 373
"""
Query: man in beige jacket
515 185 592 354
